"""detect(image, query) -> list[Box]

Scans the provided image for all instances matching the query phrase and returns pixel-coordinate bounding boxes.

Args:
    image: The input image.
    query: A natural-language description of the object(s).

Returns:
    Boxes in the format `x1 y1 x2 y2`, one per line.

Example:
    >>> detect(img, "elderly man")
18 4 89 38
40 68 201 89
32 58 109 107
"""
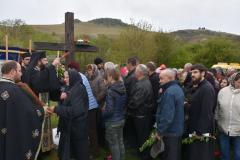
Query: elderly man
128 64 154 160
0 61 45 160
156 69 184 160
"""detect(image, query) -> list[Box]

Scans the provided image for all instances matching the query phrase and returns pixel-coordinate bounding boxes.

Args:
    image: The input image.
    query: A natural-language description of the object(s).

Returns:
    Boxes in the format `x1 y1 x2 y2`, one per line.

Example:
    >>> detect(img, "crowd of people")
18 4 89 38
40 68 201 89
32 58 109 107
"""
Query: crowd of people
0 52 240 160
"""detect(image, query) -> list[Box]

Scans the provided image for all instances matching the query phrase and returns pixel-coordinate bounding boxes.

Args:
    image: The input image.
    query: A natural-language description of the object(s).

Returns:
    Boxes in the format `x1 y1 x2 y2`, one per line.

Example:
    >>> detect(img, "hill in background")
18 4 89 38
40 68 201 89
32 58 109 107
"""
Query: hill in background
31 18 128 38
88 18 129 27
30 18 240 42
172 29 240 42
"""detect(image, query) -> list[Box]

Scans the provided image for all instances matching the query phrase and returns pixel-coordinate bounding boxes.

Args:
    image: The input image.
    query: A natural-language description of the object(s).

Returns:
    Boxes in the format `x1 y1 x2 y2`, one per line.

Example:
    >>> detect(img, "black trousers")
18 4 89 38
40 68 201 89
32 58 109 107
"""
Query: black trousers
97 109 106 148
187 140 214 160
159 136 182 160
133 116 151 160
124 115 138 149
88 108 99 157
71 138 89 160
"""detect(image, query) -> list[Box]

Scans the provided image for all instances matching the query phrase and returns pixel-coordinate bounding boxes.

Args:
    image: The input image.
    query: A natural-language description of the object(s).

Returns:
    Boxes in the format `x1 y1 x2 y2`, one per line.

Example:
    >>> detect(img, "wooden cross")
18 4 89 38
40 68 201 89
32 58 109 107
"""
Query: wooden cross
33 12 98 65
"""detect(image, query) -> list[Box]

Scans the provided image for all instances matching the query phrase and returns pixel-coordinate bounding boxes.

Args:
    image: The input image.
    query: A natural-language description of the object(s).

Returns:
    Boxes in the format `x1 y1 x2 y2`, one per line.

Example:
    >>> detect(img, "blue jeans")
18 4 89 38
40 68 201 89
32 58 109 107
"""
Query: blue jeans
105 120 125 160
219 133 240 160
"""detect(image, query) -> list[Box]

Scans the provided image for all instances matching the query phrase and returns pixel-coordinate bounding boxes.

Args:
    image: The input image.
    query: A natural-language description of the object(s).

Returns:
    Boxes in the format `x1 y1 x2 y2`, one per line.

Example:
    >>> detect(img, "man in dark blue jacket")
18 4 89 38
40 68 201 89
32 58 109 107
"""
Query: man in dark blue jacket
156 69 184 160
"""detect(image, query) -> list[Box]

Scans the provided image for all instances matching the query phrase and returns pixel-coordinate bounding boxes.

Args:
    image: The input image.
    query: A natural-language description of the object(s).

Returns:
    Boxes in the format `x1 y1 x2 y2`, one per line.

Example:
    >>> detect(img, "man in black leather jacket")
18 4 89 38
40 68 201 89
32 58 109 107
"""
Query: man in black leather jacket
128 64 154 160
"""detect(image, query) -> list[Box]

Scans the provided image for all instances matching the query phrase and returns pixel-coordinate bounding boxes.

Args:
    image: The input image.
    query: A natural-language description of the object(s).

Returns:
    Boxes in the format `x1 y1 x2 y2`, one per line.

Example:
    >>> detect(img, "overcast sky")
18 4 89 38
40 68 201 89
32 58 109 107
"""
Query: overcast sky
1 0 239 35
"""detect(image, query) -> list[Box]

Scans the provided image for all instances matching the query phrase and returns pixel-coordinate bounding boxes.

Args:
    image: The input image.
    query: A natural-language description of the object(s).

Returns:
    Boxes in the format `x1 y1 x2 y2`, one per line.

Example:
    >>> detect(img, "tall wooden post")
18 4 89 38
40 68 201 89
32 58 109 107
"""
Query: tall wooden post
5 35 8 60
29 39 32 54
65 12 74 65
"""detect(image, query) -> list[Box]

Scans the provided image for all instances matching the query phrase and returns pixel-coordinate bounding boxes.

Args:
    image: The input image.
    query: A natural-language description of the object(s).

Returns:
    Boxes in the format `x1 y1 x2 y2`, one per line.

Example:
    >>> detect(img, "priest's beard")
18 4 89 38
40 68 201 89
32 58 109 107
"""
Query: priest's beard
192 75 203 85
39 63 46 70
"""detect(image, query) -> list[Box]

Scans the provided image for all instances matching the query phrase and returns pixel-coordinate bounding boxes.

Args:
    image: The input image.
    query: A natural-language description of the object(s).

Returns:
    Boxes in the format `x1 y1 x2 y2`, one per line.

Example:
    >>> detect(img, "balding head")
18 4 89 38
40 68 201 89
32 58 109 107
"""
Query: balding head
1 61 22 82
159 69 176 85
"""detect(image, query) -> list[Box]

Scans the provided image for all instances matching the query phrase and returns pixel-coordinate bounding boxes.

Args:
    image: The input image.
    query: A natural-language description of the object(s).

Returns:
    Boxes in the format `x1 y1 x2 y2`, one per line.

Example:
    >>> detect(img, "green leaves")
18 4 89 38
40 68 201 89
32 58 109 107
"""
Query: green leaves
56 65 65 79
182 134 216 145
139 129 157 152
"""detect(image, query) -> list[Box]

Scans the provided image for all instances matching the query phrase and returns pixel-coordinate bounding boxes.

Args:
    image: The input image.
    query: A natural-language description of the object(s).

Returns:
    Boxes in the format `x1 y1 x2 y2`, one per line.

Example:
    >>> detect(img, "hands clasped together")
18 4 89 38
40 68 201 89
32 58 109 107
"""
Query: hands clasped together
43 92 67 116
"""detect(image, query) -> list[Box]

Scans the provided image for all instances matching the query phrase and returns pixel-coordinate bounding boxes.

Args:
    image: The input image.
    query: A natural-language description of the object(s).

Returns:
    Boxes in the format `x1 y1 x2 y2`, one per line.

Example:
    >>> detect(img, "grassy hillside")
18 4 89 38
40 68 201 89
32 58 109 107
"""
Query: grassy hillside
31 22 126 39
31 22 240 43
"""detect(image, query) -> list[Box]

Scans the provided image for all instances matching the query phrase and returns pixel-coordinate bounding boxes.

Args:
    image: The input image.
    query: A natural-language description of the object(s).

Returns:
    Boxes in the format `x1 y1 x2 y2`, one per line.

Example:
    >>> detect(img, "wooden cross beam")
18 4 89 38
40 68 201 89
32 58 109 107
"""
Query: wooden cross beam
33 12 98 65
33 42 98 52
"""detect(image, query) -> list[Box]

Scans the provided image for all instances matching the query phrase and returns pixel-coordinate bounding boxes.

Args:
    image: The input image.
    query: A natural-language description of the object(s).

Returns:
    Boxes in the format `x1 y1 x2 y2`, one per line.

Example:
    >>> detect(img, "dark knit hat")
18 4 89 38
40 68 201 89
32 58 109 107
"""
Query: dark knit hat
94 57 104 65
31 51 46 60
21 52 31 59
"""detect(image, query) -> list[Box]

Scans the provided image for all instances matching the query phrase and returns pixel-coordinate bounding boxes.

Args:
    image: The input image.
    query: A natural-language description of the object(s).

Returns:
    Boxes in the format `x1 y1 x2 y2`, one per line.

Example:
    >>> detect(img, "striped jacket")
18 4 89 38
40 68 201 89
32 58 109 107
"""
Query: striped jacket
80 73 98 110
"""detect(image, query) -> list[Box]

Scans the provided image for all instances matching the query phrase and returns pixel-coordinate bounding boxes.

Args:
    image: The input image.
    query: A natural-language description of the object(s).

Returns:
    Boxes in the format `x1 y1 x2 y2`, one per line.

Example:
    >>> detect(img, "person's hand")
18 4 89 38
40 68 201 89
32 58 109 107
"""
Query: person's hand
155 133 161 141
46 106 56 115
52 57 61 66
43 106 52 117
159 88 163 94
60 92 67 100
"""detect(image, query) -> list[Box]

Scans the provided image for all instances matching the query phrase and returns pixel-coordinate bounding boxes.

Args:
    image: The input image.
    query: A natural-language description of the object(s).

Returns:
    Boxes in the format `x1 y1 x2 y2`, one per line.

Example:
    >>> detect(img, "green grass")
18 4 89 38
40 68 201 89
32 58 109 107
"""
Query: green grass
44 148 140 160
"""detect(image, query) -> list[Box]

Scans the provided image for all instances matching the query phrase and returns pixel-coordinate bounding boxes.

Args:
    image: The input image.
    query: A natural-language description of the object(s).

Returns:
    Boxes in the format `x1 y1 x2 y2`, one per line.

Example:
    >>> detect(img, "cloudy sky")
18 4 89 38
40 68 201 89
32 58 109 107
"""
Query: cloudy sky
1 0 239 34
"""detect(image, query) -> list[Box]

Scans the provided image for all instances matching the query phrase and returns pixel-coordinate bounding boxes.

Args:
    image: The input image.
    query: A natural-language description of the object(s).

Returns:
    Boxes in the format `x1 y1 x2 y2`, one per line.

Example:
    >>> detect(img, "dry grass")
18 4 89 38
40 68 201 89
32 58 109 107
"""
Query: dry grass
31 23 126 38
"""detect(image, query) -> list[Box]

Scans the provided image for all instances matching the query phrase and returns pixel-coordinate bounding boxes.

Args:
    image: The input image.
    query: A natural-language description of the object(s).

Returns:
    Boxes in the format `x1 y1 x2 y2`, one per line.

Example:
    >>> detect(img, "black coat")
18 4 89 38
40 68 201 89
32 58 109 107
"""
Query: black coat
188 79 215 135
0 80 44 160
149 72 160 114
124 69 137 102
22 52 61 101
187 79 215 160
149 72 160 101
21 65 27 76
128 77 154 117
55 70 89 160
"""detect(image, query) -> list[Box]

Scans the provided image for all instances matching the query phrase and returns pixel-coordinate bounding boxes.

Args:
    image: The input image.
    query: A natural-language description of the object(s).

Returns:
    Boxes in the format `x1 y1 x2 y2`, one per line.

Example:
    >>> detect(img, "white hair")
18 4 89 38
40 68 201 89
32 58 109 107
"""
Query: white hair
161 68 176 80
104 62 115 71
136 64 148 77
184 63 192 69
